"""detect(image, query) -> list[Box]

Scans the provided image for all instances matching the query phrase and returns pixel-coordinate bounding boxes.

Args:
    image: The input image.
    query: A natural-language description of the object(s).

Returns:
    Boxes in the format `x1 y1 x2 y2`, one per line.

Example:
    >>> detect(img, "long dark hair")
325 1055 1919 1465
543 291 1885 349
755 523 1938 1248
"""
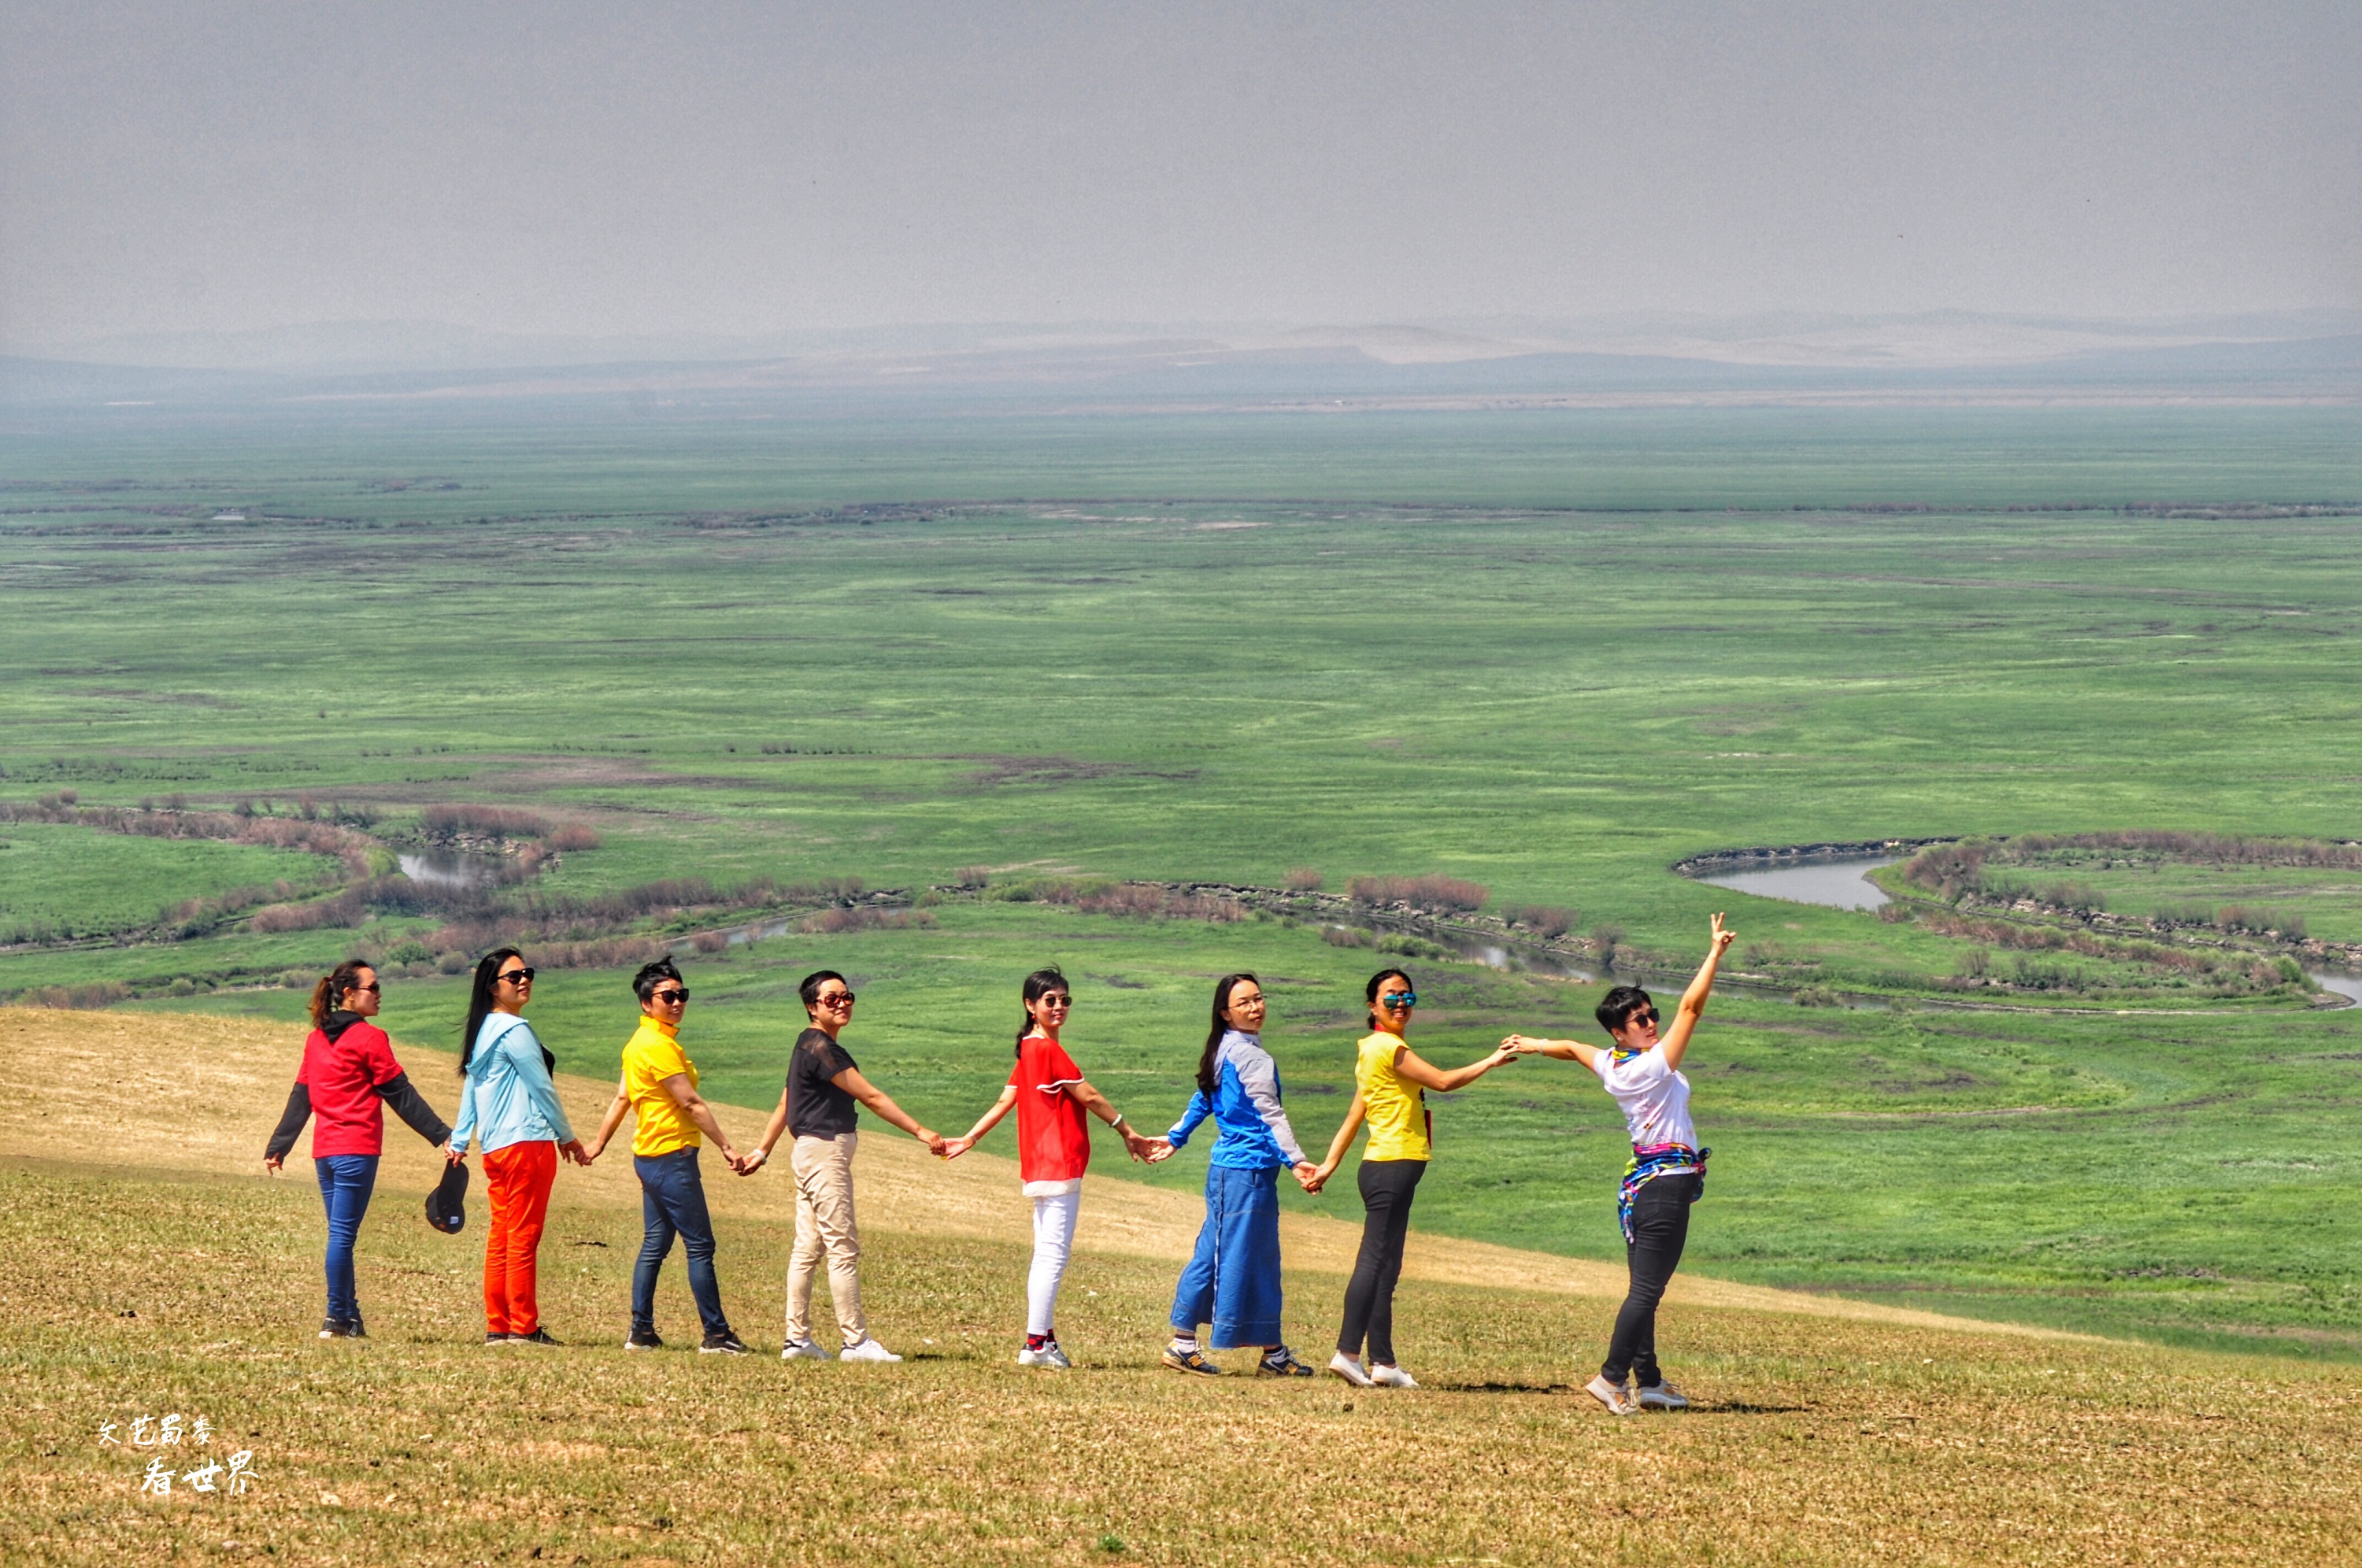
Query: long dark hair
460 947 534 1076
1016 966 1068 1056
1365 968 1413 1030
1198 972 1259 1096
309 958 372 1030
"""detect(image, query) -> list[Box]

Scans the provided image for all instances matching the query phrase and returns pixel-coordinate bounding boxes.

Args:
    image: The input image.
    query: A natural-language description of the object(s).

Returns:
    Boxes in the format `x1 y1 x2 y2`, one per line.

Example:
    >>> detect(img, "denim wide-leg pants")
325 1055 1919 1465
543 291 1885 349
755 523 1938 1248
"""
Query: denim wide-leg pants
1168 1163 1284 1348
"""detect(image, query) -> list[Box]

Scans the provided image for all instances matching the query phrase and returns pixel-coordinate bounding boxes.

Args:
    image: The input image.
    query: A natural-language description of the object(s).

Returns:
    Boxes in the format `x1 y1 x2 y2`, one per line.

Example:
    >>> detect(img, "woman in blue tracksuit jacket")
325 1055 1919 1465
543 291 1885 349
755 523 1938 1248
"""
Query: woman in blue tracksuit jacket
1150 972 1321 1378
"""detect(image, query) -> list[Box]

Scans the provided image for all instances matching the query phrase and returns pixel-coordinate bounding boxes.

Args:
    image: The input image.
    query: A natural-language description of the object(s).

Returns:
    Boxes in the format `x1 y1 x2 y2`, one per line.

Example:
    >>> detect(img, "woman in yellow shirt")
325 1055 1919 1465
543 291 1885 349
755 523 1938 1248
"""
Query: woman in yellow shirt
1309 967 1518 1388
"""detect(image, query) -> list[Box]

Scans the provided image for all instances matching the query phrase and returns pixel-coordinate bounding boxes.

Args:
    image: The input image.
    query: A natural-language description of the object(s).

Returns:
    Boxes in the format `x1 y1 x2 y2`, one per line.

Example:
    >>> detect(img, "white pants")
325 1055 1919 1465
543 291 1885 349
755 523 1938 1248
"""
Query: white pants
1027 1188 1081 1337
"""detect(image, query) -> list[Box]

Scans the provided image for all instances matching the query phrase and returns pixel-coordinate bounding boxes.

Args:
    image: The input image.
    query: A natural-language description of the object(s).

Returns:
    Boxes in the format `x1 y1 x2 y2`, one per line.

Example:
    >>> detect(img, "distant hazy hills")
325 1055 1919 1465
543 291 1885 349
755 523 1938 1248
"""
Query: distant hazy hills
6 312 2360 413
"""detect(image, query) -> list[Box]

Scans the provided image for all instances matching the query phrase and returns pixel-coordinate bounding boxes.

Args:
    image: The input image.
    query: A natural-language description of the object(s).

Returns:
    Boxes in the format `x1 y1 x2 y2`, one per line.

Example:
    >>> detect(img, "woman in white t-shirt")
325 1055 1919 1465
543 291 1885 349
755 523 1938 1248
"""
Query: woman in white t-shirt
1507 914 1734 1415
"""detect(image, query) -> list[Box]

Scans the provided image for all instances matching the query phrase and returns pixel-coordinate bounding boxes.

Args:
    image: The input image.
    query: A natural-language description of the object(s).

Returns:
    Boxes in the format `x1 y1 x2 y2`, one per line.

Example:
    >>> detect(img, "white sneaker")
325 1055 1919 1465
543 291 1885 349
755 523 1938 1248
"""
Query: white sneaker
1368 1363 1419 1389
838 1337 903 1363
1634 1381 1689 1411
1016 1341 1072 1369
1586 1374 1638 1416
779 1338 833 1361
1327 1352 1375 1388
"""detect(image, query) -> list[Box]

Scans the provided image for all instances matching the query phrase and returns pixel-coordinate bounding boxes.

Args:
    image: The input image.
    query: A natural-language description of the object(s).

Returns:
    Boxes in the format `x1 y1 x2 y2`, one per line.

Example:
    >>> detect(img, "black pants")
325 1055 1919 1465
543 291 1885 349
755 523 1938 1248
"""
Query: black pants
1336 1158 1426 1364
1602 1172 1700 1385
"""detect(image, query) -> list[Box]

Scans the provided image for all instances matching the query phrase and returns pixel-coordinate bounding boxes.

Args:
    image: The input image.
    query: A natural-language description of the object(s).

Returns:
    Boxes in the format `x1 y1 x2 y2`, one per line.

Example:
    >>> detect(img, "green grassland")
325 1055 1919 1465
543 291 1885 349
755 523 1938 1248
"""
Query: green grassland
0 823 338 943
8 404 2362 1359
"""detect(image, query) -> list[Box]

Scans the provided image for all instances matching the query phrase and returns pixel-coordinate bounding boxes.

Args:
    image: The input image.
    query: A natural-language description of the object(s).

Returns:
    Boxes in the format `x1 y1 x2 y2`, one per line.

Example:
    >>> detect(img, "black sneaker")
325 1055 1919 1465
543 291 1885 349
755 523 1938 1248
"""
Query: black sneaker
700 1330 749 1355
343 1315 368 1341
511 1328 561 1346
484 1331 515 1346
1161 1344 1222 1377
319 1318 346 1340
1257 1344 1314 1378
625 1328 664 1351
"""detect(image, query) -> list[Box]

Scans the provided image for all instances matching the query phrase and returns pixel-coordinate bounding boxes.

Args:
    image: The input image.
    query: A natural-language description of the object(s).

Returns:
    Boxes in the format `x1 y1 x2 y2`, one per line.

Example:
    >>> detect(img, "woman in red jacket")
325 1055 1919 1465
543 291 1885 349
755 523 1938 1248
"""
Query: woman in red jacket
265 958 454 1339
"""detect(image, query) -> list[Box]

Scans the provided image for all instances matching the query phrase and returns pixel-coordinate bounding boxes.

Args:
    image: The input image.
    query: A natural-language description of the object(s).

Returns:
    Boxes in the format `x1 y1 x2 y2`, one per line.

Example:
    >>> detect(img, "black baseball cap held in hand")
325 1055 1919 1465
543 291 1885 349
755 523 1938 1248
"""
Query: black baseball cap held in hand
426 1160 468 1233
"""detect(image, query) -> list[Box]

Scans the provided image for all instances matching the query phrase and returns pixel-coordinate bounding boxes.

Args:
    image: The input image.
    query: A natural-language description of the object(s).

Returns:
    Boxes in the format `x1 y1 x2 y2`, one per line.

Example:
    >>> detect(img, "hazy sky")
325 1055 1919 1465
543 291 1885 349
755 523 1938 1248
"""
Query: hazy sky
4 1 2357 349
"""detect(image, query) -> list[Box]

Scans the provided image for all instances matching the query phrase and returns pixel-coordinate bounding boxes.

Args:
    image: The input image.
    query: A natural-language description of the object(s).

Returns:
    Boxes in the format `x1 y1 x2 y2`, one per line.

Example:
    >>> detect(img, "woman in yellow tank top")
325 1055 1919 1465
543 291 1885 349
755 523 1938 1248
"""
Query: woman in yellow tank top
1309 967 1519 1388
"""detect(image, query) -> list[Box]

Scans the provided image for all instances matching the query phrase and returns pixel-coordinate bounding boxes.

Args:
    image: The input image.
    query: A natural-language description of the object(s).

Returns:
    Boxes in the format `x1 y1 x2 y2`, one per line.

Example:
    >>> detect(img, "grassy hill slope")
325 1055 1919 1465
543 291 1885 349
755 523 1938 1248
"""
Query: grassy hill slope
2 1008 2354 1566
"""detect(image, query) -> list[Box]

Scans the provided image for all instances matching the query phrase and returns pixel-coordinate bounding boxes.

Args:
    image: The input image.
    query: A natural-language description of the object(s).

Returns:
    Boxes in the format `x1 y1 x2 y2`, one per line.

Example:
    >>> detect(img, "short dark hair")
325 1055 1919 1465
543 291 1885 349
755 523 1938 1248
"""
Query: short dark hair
633 956 682 1004
1596 986 1655 1037
798 969 848 1014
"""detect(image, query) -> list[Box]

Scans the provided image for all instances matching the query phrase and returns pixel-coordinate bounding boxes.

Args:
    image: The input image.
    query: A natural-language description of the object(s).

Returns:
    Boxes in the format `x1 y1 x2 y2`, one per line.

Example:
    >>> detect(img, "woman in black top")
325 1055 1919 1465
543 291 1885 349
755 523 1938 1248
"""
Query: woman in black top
744 970 946 1362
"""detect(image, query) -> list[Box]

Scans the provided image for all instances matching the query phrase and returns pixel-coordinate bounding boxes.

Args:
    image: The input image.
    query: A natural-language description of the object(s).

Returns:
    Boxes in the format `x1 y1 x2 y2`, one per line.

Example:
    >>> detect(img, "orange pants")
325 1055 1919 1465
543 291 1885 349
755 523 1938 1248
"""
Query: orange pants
483 1140 557 1335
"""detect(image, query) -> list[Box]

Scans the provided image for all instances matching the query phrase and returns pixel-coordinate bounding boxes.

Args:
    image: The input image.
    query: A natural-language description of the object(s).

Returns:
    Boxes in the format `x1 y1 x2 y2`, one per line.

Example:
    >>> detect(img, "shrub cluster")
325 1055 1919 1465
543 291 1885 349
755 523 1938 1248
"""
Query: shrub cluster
1500 904 1574 937
420 804 551 842
1345 875 1489 912
796 908 939 934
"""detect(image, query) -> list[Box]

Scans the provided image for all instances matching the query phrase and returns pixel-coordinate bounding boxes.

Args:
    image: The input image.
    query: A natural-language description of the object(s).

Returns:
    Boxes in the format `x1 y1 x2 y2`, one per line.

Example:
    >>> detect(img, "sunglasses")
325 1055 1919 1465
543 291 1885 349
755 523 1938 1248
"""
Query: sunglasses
498 967 536 986
815 990 856 1008
1626 1008 1660 1026
1379 992 1417 1009
650 988 688 1005
1036 993 1072 1009
349 981 382 995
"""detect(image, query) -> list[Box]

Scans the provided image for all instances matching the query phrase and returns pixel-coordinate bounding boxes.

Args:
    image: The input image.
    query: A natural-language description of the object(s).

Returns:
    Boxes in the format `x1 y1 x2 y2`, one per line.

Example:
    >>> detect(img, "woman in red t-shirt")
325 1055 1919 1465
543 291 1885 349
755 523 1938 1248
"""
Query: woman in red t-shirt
264 958 453 1339
946 967 1157 1367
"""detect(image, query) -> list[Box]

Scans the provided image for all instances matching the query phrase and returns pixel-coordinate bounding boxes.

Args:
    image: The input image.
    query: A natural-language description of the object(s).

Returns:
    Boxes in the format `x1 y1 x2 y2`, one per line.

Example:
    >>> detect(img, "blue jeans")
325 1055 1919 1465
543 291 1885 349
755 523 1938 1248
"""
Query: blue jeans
632 1148 728 1337
1169 1163 1284 1349
313 1154 380 1325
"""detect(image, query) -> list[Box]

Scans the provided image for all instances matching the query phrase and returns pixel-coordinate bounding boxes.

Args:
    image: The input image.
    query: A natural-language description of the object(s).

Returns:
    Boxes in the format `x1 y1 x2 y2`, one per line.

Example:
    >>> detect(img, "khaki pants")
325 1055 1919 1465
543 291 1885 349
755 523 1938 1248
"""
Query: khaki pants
783 1132 865 1348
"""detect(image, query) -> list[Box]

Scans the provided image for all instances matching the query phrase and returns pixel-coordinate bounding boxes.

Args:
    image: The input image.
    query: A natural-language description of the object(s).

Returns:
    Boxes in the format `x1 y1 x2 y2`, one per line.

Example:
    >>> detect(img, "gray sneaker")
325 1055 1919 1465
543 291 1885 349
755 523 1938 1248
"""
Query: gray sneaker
1634 1381 1690 1411
1586 1374 1638 1415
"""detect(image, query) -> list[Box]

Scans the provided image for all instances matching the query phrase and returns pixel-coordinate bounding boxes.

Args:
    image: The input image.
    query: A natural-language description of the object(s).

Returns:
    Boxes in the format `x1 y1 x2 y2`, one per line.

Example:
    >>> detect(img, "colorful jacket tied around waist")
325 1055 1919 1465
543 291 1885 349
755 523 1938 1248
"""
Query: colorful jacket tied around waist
1619 1142 1707 1245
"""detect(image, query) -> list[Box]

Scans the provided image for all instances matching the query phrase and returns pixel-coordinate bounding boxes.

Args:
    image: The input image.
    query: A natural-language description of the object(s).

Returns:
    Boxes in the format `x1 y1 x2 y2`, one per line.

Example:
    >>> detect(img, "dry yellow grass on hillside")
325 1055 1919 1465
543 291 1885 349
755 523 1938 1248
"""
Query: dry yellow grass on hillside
2 1007 2355 1567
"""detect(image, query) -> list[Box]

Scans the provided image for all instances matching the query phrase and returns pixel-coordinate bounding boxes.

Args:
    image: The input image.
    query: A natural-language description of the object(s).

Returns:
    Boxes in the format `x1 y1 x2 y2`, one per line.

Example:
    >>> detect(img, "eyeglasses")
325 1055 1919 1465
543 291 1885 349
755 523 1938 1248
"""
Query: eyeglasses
1379 992 1417 1009
350 981 381 994
815 990 856 1008
1036 993 1072 1009
498 967 536 986
650 989 688 1005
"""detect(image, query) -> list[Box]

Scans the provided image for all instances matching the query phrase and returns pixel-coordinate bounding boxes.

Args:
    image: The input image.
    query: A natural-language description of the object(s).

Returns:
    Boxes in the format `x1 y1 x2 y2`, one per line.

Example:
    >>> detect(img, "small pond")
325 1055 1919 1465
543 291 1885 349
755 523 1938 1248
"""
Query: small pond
398 851 503 889
2307 970 2362 1006
1331 924 1603 983
1694 855 1902 911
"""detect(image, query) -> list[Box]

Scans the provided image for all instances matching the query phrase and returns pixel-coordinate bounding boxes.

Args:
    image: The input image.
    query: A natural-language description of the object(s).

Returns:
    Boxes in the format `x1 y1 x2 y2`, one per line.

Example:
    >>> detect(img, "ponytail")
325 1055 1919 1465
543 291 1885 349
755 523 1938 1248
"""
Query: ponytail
309 958 373 1030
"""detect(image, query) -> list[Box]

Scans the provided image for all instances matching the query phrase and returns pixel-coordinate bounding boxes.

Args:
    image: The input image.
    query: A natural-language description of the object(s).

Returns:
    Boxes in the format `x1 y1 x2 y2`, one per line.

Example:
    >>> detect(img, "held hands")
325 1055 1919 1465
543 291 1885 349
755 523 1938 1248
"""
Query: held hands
1291 1160 1322 1193
560 1139 592 1167
1141 1137 1175 1164
1501 1034 1542 1056
444 1144 468 1167
732 1146 769 1177
940 1137 973 1161
1120 1127 1163 1163
918 1129 950 1158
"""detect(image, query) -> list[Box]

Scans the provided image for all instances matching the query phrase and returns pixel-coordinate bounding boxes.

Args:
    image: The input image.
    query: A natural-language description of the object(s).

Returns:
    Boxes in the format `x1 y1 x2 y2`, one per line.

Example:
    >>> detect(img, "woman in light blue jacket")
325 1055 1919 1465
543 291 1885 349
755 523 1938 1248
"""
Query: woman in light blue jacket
448 947 585 1344
1149 973 1321 1378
